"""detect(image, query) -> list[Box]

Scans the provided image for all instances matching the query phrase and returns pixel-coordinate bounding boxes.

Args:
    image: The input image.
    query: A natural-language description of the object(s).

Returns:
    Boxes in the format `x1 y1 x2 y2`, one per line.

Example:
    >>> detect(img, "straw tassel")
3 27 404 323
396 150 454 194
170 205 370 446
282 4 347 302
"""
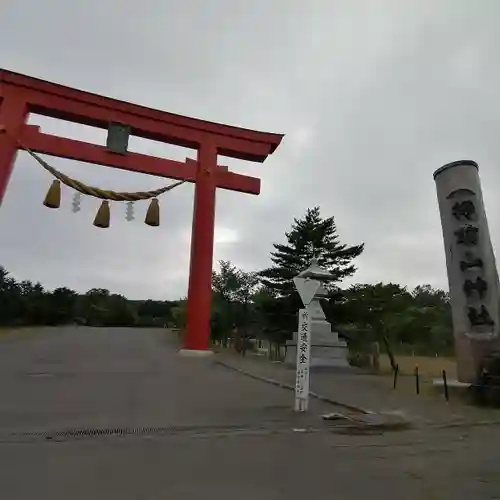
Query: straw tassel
43 180 61 209
93 200 110 228
145 198 160 227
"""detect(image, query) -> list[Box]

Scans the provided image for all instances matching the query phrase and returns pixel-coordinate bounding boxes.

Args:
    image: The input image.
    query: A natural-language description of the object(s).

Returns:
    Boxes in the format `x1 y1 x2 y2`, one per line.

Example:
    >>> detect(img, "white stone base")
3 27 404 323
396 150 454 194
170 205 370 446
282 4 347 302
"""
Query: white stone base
285 342 350 369
178 349 214 357
432 378 472 399
432 378 470 389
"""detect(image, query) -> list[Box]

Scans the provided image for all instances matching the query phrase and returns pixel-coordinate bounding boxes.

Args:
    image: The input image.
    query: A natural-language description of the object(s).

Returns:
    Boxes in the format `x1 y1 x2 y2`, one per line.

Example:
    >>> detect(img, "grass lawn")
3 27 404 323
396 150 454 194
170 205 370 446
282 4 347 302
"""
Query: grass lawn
0 326 34 340
377 353 458 398
379 353 457 379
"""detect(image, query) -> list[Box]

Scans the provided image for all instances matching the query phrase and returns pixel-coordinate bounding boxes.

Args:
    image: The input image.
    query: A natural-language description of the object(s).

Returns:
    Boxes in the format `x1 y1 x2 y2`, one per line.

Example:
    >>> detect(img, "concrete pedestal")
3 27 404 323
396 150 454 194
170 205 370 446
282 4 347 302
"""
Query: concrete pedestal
285 298 349 369
285 335 349 369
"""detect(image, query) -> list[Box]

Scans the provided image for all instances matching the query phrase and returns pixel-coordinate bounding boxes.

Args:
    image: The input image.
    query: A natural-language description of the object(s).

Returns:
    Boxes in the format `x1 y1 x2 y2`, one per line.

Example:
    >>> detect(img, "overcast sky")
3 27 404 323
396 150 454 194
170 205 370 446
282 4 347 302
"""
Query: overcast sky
1 0 500 299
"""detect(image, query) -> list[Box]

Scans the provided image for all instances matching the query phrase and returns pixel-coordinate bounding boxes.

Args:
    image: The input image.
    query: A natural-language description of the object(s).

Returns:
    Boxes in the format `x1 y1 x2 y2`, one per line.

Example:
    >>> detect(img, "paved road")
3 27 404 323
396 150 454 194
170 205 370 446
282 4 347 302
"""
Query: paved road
0 327 499 499
0 327 330 432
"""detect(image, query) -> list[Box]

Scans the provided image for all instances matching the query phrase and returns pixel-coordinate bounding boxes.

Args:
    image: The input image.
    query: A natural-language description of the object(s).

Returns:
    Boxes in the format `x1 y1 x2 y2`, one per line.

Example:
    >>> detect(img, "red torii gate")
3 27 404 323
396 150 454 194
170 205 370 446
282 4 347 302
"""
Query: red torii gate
0 69 283 352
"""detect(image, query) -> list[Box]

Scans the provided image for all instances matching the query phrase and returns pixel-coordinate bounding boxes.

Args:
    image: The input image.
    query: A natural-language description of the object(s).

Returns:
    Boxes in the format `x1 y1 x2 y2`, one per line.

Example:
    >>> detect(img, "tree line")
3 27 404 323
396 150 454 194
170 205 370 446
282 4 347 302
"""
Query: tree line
0 206 453 357
206 207 453 359
0 269 178 329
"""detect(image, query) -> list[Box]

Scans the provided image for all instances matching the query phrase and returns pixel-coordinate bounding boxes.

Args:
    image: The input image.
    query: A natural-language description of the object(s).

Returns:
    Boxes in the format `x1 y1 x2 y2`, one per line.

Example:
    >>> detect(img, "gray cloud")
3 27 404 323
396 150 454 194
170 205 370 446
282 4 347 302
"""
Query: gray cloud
2 0 500 299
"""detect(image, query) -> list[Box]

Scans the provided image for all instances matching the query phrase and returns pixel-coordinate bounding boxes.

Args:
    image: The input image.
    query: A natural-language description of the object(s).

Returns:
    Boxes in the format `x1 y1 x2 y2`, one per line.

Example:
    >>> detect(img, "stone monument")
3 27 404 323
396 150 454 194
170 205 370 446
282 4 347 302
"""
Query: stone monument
434 160 500 383
285 258 350 369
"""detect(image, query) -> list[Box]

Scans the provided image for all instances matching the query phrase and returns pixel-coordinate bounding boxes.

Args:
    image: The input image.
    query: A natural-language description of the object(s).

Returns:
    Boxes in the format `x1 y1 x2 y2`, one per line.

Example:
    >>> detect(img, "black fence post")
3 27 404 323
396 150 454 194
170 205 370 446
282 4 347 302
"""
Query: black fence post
415 364 420 395
393 364 399 390
442 369 449 402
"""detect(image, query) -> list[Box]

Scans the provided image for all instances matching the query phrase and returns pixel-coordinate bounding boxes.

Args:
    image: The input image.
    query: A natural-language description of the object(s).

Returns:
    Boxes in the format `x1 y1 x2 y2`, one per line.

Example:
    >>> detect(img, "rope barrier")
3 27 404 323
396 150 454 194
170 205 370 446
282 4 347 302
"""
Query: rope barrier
21 145 187 201
0 125 192 227
0 126 189 201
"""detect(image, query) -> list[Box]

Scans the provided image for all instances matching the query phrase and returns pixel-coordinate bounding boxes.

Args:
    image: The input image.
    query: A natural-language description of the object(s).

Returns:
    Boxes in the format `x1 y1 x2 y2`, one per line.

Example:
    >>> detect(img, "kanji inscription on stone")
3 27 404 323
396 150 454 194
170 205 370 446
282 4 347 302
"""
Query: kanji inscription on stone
467 304 495 328
460 251 484 272
454 225 478 246
452 200 476 221
294 308 311 411
463 276 488 299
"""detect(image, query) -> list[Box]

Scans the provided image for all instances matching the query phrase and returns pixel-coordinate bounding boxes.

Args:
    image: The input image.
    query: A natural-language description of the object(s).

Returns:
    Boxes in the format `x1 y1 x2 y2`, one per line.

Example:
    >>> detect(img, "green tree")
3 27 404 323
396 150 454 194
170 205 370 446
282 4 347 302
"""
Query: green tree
0 266 23 325
253 285 292 356
211 260 259 348
48 287 78 324
259 206 364 297
134 299 176 326
103 294 138 326
76 288 111 326
20 281 47 324
171 298 188 329
408 285 453 353
257 207 364 346
0 265 180 330
335 282 453 367
338 283 414 369
340 283 412 329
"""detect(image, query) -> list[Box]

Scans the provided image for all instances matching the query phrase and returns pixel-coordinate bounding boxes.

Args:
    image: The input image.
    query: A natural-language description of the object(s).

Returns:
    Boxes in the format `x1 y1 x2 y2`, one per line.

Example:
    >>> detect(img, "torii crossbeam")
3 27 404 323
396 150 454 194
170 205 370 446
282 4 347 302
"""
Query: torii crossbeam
0 69 283 352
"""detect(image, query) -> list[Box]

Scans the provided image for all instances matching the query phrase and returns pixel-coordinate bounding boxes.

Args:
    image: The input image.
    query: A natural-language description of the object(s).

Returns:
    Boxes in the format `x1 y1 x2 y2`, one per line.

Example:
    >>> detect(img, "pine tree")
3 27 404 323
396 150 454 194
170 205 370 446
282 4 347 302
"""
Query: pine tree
259 207 364 297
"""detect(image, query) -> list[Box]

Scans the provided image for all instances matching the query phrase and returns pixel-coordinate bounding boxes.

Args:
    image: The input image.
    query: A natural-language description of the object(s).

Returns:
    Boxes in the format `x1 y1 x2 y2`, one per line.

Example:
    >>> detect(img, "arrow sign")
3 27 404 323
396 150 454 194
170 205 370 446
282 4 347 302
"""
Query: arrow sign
293 277 320 307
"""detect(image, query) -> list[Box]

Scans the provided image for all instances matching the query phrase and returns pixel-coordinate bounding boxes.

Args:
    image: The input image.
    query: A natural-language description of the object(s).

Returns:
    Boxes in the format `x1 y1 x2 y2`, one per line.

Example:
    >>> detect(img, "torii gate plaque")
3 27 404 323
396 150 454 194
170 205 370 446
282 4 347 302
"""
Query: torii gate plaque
0 69 283 353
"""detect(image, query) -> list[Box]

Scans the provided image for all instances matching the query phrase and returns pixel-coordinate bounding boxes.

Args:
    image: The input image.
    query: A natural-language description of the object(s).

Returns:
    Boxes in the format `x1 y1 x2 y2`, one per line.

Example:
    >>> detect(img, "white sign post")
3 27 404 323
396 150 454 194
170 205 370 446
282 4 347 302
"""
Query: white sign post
293 258 338 412
294 308 312 412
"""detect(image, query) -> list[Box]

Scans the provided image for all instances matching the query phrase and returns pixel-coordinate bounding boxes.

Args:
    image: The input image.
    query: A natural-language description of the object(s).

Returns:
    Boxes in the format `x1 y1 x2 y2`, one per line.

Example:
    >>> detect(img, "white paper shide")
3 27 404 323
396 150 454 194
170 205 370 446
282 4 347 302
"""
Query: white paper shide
294 308 311 412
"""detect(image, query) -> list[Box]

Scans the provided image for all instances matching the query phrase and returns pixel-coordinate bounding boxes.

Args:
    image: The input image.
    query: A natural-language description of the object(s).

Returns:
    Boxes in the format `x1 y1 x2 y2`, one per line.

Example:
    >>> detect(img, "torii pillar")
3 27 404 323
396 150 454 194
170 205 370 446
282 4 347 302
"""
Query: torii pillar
0 69 284 353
